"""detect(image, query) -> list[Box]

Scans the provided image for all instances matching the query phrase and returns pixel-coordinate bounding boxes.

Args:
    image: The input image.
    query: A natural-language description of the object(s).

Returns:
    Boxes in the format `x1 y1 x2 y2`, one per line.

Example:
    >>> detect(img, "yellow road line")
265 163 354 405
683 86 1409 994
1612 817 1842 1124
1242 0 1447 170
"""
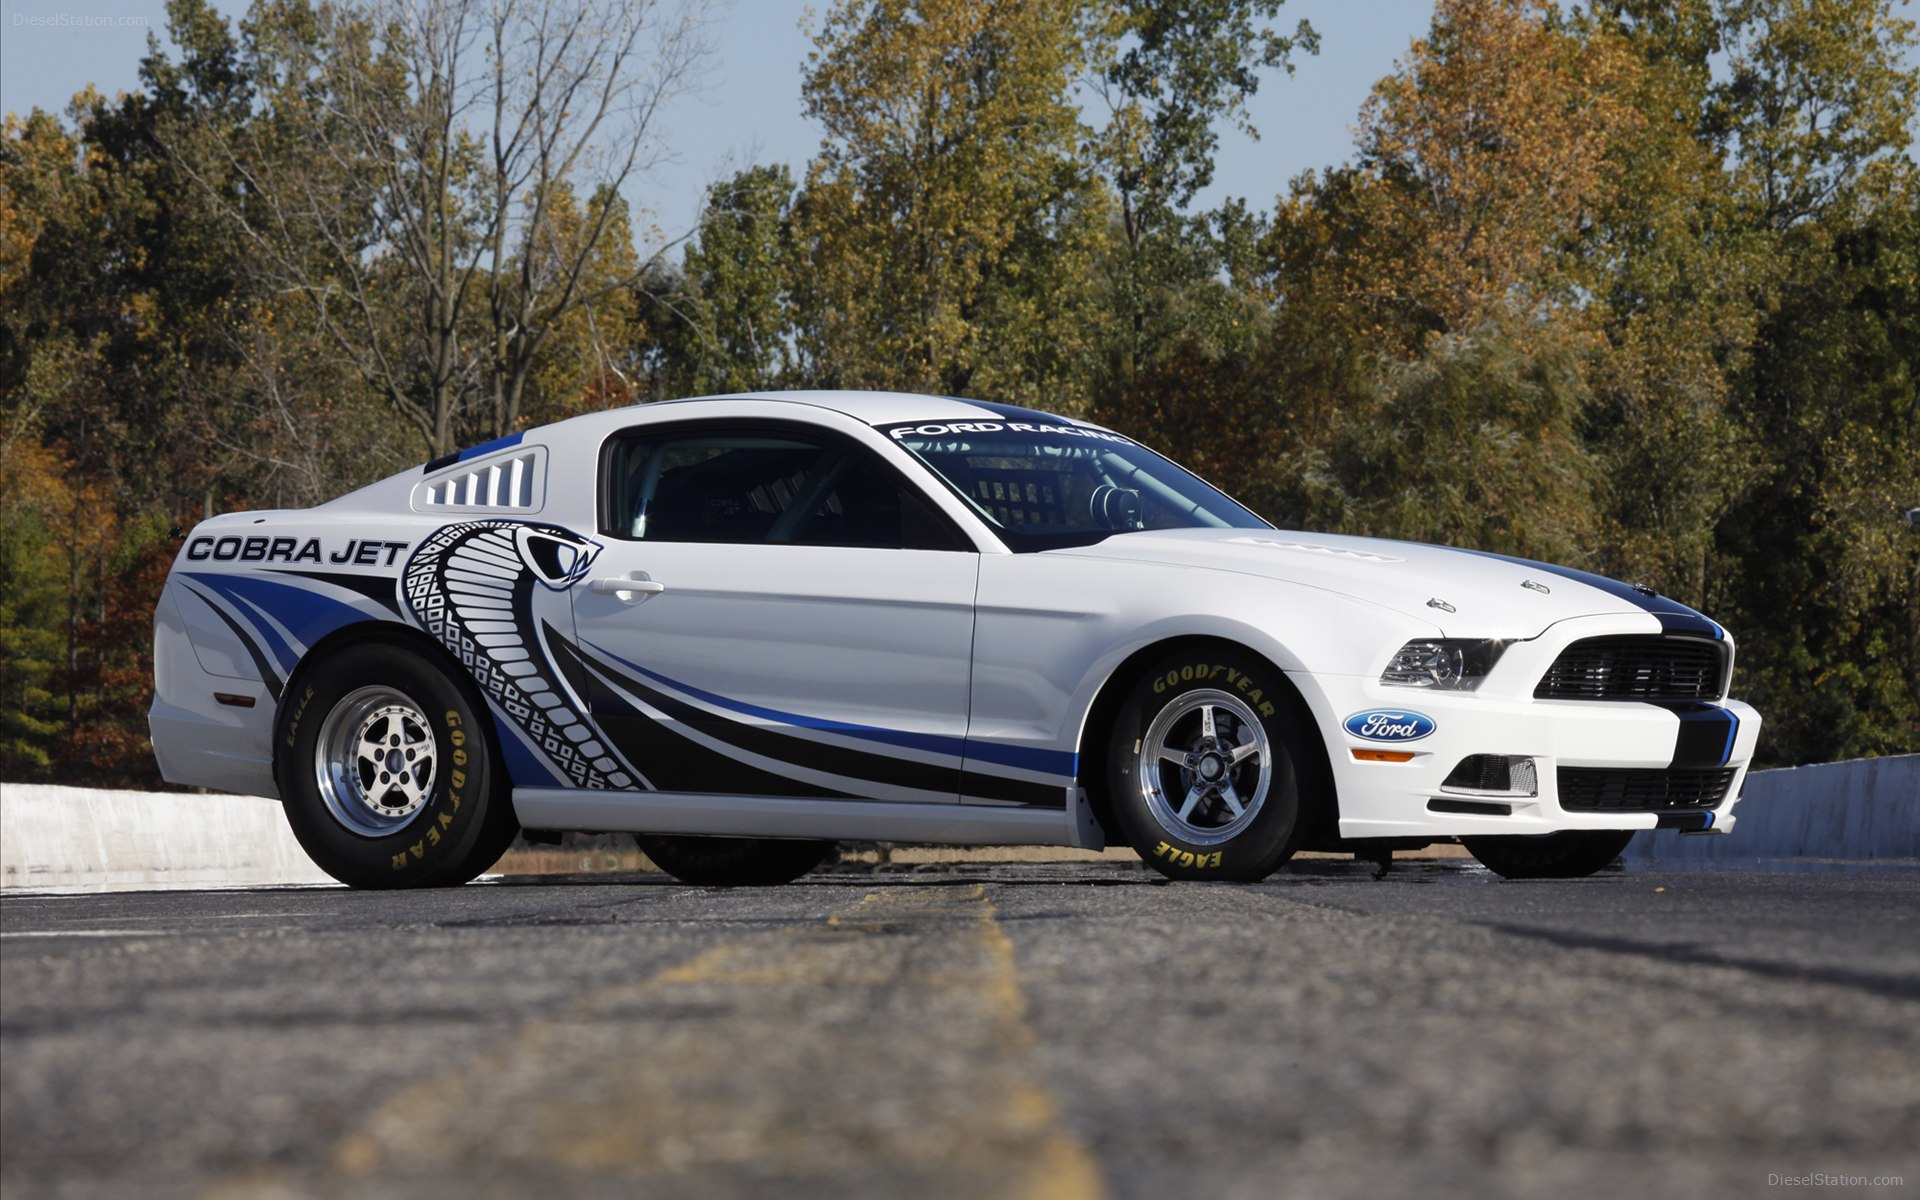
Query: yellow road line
209 885 1104 1199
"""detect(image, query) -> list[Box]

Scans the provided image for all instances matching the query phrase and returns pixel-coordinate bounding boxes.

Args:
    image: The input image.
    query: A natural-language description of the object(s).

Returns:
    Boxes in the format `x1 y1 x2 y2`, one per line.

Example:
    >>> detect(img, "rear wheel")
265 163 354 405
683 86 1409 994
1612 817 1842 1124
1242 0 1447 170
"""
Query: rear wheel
635 834 835 886
278 641 518 889
1106 647 1323 882
1463 830 1635 880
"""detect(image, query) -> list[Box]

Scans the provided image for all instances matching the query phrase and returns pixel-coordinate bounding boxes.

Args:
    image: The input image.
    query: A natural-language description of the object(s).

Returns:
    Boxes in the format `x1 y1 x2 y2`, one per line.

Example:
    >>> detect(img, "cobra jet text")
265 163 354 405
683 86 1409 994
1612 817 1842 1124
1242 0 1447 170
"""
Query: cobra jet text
185 535 410 565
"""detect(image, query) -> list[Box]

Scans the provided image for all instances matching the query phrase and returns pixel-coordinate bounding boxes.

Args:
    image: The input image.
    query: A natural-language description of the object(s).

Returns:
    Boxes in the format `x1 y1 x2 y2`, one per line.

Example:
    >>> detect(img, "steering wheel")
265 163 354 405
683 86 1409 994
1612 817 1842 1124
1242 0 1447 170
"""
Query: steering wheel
1088 485 1144 531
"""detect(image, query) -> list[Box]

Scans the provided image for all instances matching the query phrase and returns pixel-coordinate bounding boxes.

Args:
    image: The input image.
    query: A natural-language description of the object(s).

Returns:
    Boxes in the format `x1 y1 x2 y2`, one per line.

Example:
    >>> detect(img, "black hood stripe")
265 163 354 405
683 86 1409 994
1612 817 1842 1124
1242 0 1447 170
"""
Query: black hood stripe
1445 547 1724 636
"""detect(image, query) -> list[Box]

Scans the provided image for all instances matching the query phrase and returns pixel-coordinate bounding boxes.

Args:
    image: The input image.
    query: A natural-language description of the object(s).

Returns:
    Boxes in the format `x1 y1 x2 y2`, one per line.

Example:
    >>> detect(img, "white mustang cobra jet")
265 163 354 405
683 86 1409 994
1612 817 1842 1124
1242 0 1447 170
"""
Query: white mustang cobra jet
150 392 1762 886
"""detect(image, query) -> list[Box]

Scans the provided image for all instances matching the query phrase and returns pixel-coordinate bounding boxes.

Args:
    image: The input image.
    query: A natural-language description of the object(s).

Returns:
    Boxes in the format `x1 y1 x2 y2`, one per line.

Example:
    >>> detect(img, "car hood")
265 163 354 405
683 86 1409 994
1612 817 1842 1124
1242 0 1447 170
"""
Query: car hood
1052 528 1719 640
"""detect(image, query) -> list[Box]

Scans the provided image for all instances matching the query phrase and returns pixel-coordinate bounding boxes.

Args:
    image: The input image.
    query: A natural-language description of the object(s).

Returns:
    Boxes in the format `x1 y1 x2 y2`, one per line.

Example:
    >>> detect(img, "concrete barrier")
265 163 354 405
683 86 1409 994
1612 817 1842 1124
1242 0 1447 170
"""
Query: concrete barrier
4 755 1914 891
0 783 335 893
1625 754 1919 865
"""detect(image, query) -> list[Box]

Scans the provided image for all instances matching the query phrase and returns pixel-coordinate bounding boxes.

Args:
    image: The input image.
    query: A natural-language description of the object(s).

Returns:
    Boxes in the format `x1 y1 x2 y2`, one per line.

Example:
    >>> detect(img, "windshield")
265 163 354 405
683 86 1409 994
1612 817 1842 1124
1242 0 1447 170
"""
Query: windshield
881 419 1270 551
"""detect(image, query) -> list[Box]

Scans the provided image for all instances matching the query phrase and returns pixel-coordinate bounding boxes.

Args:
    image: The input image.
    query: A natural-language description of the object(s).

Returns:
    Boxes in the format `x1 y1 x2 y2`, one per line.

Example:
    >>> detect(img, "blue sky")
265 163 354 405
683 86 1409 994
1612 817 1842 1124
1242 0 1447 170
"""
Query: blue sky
0 0 1443 248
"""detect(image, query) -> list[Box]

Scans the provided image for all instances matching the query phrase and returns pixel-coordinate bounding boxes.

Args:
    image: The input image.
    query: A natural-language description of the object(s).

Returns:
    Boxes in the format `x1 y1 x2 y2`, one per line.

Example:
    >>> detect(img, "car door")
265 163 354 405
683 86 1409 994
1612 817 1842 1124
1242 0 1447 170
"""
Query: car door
566 420 979 803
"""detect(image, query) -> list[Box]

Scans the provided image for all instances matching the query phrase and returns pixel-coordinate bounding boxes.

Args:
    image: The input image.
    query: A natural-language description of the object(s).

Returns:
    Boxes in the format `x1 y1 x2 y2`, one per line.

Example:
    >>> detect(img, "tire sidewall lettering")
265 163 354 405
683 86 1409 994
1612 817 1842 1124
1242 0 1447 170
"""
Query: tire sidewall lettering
283 685 316 750
1149 661 1279 717
1115 649 1311 882
1151 840 1226 870
281 642 507 888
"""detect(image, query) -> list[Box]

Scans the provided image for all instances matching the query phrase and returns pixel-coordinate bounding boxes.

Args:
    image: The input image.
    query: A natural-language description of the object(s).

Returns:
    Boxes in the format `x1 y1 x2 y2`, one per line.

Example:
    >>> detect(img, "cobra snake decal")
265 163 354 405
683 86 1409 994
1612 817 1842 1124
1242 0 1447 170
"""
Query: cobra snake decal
403 520 640 789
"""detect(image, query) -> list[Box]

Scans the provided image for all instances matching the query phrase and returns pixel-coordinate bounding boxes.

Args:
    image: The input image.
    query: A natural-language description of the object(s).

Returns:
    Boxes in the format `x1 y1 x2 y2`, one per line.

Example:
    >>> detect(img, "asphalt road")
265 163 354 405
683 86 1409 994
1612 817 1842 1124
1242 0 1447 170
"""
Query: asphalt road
3 859 1917 1200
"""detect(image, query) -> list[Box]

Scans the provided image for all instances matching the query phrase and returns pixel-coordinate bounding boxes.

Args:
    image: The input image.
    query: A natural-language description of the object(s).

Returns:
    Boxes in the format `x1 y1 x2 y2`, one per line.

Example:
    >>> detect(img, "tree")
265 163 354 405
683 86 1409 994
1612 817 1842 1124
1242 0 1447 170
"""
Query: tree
513 183 649 424
1273 0 1642 348
182 0 710 456
0 437 69 776
1714 186 1920 763
1241 0 1641 569
1713 0 1919 230
1086 0 1315 381
1338 315 1603 565
660 164 799 396
792 0 1098 399
1563 1 1772 604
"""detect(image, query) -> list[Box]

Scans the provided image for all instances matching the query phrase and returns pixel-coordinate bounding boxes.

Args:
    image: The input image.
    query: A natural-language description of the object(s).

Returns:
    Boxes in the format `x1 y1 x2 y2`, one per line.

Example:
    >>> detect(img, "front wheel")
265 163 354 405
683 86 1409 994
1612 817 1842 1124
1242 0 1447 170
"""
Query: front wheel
635 834 836 886
278 641 519 889
1106 648 1322 882
1463 830 1635 880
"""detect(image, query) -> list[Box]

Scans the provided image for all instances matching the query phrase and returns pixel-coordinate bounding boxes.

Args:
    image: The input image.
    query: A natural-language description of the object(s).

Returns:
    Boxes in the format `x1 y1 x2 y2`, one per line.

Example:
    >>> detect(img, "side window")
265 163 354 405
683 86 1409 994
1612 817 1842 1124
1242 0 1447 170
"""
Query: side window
603 428 971 552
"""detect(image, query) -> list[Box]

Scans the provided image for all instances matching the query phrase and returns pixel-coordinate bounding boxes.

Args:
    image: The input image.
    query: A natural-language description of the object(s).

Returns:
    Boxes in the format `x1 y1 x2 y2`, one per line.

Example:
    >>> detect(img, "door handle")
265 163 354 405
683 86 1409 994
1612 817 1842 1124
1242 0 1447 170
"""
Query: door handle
588 574 666 601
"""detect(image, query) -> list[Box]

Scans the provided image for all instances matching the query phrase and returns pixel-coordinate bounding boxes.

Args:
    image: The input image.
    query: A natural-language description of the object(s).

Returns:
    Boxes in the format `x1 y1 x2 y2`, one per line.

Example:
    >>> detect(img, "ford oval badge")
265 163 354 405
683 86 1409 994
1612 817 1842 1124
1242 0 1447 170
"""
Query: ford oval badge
1344 710 1437 742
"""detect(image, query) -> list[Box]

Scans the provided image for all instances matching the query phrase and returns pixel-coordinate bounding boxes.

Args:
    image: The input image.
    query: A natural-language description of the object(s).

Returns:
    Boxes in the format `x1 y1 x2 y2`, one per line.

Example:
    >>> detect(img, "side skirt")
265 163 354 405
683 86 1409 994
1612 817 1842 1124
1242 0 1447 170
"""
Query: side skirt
511 789 1083 846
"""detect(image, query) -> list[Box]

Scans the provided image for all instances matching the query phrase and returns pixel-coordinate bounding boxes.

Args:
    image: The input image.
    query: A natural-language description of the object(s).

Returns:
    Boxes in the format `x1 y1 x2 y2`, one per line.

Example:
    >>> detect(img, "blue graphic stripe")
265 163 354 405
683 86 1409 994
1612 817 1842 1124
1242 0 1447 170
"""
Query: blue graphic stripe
457 431 525 462
185 572 375 663
584 639 1076 777
1720 708 1740 766
424 431 526 473
1447 547 1723 635
939 397 1075 425
222 592 303 674
178 583 285 696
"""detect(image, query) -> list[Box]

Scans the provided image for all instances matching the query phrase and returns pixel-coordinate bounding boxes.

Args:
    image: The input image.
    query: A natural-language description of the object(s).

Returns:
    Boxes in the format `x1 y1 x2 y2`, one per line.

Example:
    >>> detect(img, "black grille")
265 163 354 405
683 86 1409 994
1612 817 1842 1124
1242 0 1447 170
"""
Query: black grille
1535 636 1727 701
1558 767 1736 812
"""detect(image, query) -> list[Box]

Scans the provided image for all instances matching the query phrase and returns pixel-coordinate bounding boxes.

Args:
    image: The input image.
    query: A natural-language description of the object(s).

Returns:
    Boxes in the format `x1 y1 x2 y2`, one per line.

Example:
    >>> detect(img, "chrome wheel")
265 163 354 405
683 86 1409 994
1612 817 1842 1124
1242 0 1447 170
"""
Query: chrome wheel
1138 689 1272 846
313 685 437 838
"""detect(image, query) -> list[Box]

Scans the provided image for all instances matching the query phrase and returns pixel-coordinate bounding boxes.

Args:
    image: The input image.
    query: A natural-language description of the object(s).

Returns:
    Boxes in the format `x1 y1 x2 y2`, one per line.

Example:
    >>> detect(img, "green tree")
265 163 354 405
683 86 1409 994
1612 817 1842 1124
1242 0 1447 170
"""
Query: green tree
1244 0 1636 560
0 439 69 776
1713 0 1919 230
792 0 1099 400
1087 0 1315 381
662 164 799 396
1569 1 1772 604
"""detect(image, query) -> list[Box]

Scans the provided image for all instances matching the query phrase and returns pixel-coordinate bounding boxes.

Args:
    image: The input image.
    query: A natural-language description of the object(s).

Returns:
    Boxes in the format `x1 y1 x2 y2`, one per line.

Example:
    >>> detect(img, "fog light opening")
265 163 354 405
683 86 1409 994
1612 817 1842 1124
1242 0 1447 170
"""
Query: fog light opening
1439 754 1539 797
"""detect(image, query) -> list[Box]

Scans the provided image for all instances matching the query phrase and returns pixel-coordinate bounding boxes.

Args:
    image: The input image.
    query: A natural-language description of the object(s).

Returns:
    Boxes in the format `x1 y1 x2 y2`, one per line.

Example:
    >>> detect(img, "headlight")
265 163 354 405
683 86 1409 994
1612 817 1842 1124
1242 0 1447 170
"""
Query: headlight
1380 639 1510 690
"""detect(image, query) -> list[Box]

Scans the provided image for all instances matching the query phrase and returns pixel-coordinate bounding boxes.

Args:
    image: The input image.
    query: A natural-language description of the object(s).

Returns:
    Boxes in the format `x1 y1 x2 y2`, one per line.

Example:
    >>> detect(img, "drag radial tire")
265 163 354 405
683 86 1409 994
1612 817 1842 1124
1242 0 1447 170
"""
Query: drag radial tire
1462 830 1636 880
1107 647 1321 882
634 835 836 886
277 641 519 889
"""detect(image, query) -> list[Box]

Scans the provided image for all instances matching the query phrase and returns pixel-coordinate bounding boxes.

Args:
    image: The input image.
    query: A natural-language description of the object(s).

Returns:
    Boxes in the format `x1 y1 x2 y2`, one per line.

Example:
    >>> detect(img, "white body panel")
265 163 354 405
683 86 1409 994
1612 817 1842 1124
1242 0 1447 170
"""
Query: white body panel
149 390 1763 853
571 543 980 804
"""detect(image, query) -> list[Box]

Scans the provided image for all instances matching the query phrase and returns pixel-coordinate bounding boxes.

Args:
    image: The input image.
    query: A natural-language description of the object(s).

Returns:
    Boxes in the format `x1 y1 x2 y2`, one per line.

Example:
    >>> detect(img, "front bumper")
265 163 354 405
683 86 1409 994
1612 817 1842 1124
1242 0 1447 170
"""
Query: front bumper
1300 615 1764 841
